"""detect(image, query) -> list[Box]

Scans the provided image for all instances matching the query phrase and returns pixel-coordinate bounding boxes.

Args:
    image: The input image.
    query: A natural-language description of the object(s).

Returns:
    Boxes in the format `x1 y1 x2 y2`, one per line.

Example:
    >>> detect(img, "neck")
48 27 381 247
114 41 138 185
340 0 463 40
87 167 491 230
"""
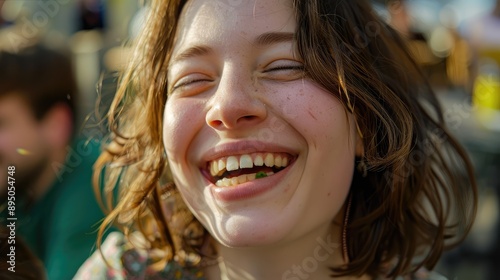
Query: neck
206 223 363 280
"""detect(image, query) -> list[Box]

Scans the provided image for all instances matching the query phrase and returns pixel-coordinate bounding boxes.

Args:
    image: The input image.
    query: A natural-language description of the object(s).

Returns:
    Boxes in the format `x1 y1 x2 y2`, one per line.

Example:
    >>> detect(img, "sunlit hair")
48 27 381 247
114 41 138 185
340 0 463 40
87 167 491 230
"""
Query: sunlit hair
94 0 477 278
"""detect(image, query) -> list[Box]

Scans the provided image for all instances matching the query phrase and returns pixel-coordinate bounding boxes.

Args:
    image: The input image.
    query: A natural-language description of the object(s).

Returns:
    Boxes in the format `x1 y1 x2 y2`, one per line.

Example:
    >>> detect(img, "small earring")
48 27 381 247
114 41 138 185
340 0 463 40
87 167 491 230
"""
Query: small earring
342 193 352 264
357 158 368 178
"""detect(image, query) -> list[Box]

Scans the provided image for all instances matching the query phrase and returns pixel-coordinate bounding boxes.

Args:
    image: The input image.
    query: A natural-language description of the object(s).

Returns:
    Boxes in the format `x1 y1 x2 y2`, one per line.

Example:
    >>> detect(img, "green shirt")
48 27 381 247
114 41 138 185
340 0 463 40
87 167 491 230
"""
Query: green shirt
17 138 108 280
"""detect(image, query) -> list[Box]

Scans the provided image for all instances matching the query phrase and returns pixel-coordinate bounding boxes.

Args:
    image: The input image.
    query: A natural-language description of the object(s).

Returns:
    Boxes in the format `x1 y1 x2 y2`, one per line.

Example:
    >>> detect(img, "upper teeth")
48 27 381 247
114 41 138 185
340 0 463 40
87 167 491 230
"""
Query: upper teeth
209 153 290 177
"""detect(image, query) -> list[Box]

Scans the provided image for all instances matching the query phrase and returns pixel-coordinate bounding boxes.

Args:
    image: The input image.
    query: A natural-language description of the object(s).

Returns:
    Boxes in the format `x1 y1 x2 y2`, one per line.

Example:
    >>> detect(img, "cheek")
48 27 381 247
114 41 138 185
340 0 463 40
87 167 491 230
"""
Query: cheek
0 123 42 154
282 84 355 212
163 99 204 162
274 83 350 146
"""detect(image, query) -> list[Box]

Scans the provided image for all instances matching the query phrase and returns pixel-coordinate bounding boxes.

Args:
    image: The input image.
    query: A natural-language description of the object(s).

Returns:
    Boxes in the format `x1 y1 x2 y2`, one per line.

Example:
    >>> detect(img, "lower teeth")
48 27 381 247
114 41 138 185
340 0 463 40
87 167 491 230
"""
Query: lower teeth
256 171 267 178
215 171 274 187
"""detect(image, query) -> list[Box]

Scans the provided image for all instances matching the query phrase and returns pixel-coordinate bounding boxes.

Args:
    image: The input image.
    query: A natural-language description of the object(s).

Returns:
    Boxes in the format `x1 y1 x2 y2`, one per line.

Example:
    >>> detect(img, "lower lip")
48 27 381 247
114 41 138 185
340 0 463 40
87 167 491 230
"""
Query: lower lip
210 163 293 202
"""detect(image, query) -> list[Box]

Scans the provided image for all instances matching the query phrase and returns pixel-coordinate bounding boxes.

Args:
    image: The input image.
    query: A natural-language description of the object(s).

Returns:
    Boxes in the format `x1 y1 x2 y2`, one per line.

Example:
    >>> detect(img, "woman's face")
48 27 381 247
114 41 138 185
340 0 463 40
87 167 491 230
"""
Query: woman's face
163 0 361 247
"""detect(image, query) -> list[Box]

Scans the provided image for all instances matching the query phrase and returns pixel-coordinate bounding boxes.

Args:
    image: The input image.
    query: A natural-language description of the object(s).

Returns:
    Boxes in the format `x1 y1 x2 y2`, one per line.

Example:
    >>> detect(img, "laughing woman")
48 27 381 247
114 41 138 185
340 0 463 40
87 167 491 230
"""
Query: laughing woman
75 0 477 279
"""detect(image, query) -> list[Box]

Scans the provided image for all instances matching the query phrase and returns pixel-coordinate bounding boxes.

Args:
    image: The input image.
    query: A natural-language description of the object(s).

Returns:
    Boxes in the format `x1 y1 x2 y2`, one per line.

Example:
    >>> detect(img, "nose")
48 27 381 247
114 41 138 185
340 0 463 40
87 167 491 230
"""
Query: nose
206 71 267 130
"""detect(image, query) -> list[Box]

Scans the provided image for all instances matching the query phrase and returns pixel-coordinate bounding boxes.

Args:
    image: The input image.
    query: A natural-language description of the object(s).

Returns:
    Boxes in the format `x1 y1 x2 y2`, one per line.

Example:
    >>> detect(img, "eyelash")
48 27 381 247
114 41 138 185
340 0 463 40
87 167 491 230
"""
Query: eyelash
265 65 305 72
170 64 305 93
171 78 212 91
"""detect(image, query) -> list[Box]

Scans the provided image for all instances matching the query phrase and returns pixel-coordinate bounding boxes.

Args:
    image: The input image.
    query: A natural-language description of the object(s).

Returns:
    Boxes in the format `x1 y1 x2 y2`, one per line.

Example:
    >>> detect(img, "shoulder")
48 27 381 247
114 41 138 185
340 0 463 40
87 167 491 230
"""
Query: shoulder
74 231 126 280
74 231 207 280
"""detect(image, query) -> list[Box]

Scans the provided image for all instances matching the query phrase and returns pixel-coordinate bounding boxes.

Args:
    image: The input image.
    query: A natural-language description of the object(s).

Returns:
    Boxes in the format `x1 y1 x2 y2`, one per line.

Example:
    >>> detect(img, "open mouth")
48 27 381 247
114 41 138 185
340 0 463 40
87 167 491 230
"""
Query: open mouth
206 152 294 187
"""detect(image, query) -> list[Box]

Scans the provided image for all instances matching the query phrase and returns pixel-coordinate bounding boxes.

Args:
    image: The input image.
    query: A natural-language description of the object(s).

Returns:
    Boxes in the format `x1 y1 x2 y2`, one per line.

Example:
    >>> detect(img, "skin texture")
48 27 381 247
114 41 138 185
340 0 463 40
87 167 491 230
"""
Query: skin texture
163 1 363 278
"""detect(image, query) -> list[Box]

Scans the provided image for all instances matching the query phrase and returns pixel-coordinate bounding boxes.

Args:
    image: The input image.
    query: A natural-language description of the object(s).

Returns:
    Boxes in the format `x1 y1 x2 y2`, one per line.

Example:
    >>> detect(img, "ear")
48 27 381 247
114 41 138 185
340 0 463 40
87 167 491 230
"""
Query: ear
41 104 73 149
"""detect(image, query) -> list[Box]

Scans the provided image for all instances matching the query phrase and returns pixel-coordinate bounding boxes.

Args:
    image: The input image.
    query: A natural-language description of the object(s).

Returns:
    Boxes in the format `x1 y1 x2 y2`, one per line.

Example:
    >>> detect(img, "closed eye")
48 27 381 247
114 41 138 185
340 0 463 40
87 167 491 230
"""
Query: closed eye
264 65 305 72
172 78 212 91
170 73 214 95
262 61 305 81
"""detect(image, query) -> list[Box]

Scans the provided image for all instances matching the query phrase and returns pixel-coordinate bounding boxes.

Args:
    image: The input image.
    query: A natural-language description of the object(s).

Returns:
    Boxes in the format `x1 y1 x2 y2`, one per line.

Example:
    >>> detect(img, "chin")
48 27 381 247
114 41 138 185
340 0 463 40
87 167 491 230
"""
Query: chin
207 208 302 248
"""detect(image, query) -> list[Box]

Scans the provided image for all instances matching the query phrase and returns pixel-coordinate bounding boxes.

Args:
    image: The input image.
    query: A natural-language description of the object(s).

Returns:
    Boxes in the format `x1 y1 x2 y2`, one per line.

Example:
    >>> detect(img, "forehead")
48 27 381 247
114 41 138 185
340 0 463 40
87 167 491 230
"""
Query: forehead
0 94 34 121
0 94 29 111
173 0 296 52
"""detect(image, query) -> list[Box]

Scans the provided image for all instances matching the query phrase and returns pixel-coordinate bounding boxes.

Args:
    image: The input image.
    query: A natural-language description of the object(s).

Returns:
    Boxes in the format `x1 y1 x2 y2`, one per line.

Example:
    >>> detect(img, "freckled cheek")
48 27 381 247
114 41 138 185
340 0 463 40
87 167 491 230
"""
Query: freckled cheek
279 98 341 133
296 102 348 150
163 101 204 162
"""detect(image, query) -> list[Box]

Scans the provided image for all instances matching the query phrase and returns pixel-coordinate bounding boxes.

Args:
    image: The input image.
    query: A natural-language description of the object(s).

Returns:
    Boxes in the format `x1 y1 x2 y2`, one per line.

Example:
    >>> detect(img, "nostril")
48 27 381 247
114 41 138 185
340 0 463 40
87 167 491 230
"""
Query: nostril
210 120 223 127
241 115 256 121
236 115 259 124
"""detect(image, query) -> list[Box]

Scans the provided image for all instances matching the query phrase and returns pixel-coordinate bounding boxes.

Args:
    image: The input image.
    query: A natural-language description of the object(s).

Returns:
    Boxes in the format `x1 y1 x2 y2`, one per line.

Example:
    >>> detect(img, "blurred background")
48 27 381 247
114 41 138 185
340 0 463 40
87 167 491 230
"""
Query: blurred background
0 0 499 279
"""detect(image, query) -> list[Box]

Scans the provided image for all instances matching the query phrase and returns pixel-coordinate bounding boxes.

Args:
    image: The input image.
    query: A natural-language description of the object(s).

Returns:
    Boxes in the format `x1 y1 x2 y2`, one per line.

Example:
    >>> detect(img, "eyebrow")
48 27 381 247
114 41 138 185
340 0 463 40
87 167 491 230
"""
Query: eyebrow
170 32 295 64
170 45 214 64
253 32 295 46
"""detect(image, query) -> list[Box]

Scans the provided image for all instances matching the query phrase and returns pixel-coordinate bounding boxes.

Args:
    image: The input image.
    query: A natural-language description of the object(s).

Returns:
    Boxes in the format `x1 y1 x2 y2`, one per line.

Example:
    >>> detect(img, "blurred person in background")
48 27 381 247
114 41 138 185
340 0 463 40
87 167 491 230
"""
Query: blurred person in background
0 43 108 279
0 226 46 279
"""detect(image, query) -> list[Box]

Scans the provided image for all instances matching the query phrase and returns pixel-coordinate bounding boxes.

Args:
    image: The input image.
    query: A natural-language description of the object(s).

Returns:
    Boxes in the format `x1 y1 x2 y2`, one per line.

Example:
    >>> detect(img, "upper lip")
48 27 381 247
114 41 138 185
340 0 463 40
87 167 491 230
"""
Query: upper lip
200 140 298 166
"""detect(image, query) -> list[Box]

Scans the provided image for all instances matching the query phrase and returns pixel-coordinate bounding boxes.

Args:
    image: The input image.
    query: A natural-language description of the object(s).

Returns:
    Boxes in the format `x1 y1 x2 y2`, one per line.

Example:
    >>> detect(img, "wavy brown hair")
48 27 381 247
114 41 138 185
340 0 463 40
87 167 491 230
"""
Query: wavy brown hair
94 0 477 278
